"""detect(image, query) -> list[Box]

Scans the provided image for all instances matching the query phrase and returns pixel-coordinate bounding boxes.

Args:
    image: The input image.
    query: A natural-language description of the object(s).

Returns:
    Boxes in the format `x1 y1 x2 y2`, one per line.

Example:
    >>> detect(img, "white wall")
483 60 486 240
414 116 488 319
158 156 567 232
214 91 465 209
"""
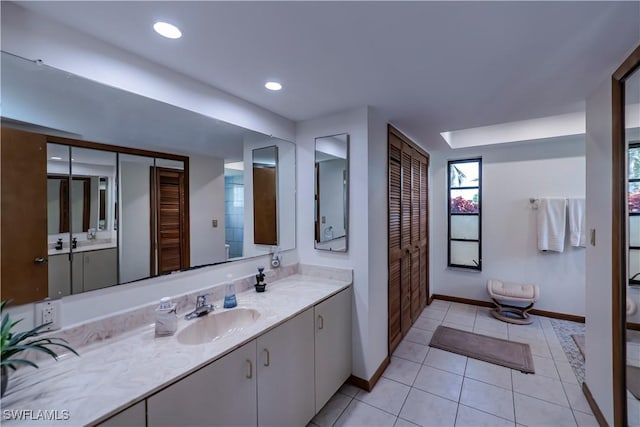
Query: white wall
430 137 587 316
584 78 614 424
297 106 388 381
0 2 295 143
119 160 152 283
189 154 226 266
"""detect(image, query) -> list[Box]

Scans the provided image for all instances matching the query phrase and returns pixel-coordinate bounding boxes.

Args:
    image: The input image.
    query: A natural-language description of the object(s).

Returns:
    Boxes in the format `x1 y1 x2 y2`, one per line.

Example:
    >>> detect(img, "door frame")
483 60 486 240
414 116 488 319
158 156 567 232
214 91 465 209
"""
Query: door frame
612 44 640 427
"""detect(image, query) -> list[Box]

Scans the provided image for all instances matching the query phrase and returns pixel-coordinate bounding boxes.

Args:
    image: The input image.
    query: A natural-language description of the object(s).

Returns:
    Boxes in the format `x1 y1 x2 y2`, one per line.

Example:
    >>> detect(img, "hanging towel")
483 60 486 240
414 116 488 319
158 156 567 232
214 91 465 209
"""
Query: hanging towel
568 198 586 247
537 198 567 252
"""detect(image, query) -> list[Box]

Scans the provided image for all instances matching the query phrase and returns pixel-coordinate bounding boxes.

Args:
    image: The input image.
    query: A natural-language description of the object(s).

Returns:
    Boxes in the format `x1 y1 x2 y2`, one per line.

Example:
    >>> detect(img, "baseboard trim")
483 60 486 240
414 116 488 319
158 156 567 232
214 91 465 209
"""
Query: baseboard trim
582 382 609 427
347 356 390 392
431 294 586 323
628 322 640 331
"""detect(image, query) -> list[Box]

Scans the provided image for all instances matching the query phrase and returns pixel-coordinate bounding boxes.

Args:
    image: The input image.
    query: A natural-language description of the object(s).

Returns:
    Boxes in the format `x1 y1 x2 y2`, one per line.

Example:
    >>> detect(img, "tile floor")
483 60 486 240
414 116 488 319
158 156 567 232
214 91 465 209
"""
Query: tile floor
309 300 599 427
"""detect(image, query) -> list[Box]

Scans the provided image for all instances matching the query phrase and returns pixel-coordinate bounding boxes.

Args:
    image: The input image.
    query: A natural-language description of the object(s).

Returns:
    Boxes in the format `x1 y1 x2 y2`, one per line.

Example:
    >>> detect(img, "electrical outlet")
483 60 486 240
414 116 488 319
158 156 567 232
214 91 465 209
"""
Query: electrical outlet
34 300 61 331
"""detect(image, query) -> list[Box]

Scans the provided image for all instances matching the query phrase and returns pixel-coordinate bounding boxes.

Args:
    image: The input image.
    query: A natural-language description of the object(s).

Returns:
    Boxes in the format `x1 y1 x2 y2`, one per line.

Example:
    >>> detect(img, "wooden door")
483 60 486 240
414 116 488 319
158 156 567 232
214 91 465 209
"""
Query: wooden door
153 167 186 274
1 127 49 304
388 125 430 354
253 166 277 245
388 135 404 352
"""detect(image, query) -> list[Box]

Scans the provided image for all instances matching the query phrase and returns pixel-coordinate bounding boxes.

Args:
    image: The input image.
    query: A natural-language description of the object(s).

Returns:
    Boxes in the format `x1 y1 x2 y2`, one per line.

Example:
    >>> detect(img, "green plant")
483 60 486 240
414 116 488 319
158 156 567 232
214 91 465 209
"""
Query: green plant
1 301 78 371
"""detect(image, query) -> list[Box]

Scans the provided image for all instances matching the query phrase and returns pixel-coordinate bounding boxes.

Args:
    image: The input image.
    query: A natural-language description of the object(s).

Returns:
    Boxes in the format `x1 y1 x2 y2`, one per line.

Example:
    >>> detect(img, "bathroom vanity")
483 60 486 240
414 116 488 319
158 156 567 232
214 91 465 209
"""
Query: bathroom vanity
1 270 352 427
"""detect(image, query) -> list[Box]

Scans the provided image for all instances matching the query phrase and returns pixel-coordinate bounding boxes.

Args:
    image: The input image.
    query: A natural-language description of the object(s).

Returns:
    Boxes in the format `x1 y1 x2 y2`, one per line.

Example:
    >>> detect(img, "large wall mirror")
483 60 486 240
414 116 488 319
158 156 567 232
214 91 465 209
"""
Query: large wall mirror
0 51 296 306
314 134 349 252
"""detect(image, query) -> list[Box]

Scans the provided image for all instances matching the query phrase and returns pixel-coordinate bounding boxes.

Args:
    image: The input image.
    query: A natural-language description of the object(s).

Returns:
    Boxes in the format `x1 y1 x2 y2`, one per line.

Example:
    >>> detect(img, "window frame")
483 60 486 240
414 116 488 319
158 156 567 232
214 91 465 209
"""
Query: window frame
629 141 640 285
447 158 482 270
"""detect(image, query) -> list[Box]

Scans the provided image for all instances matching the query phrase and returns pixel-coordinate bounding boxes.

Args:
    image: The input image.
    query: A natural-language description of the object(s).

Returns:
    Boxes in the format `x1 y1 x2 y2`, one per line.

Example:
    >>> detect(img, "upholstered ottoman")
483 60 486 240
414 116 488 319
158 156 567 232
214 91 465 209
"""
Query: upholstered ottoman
487 279 540 325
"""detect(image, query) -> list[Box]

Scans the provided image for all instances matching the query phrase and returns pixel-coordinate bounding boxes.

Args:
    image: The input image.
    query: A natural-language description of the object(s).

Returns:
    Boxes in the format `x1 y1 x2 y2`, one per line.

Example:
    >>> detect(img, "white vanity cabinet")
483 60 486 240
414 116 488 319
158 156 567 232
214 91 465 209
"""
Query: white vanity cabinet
257 308 315 427
314 287 352 411
82 247 117 292
47 248 117 296
97 401 146 427
147 339 258 427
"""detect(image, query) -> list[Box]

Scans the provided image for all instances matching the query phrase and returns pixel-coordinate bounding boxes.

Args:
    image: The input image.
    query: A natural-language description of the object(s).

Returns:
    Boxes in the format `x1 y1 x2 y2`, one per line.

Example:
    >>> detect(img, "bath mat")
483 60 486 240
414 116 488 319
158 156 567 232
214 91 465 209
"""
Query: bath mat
628 365 640 400
429 325 535 373
572 334 586 358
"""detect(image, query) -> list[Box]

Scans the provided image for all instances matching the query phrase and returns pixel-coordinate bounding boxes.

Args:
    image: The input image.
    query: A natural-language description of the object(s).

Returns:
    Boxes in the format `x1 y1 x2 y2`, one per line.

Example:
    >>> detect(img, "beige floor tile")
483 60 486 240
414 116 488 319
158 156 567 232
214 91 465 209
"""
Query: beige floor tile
465 358 512 390
472 327 509 340
356 377 411 416
442 322 474 332
405 328 433 346
424 348 467 375
382 356 421 386
474 317 509 334
428 300 451 311
455 404 515 427
393 340 429 364
513 393 577 427
420 309 447 321
573 410 599 427
562 382 592 414
339 383 361 397
460 377 515 421
512 371 569 407
555 360 579 384
520 338 552 359
550 344 570 362
414 316 442 331
444 312 476 327
412 365 463 402
312 392 352 427
398 388 458 427
394 418 420 427
627 394 640 427
531 354 560 379
334 400 397 427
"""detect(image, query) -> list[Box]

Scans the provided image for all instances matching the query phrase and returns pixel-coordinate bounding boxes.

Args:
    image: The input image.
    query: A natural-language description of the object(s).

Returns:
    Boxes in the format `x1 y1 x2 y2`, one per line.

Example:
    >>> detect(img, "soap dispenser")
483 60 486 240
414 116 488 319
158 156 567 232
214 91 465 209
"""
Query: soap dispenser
223 274 237 308
155 297 177 337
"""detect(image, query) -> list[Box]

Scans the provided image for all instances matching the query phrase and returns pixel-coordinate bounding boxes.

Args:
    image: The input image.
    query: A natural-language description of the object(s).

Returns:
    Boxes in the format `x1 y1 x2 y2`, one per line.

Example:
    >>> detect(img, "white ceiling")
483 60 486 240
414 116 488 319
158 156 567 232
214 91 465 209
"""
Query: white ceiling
13 1 640 151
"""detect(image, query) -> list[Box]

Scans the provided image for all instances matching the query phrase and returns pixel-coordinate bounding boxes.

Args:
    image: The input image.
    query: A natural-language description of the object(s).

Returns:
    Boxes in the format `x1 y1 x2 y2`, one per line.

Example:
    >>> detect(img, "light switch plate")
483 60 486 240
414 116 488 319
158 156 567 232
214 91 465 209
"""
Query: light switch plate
212 219 218 228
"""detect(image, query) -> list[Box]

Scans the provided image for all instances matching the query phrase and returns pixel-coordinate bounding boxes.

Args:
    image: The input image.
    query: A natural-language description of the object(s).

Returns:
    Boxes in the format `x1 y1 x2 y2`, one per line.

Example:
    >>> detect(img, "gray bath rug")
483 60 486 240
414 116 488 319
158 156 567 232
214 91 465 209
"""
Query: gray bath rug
429 325 535 373
550 318 585 383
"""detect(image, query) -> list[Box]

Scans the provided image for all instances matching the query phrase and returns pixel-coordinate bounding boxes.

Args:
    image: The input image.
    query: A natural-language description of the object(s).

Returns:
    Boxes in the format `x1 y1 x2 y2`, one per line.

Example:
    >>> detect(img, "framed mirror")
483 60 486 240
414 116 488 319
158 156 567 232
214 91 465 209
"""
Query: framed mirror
314 133 349 252
1 51 296 306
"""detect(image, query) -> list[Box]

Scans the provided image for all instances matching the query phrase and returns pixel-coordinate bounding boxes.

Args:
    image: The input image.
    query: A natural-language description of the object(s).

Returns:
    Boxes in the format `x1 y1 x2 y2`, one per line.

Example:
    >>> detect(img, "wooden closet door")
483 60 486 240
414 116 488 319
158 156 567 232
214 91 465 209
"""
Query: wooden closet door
410 153 421 321
400 145 413 336
419 156 429 309
388 136 403 352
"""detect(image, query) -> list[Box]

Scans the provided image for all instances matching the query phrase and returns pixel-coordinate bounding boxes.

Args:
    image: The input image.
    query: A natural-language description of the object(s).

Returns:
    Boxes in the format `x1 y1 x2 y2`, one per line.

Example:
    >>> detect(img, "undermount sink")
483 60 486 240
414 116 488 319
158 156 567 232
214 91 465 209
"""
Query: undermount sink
177 308 260 345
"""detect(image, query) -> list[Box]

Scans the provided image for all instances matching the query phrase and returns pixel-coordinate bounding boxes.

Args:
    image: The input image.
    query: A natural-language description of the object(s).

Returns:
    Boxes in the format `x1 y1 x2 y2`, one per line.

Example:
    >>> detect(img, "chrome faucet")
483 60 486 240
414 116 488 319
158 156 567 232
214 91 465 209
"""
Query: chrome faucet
185 294 214 320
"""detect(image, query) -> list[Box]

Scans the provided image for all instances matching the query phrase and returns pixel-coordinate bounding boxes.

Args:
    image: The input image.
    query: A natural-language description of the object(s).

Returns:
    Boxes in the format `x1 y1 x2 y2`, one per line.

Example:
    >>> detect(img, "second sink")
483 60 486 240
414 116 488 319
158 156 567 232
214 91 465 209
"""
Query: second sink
177 308 260 345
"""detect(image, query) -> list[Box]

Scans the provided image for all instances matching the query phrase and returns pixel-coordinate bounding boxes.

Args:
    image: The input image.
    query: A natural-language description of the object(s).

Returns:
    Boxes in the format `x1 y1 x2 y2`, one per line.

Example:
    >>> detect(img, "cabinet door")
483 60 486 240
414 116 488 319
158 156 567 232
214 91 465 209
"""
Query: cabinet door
147 340 257 427
98 401 145 427
314 288 352 412
83 248 118 292
257 309 315 427
48 253 71 298
71 252 83 294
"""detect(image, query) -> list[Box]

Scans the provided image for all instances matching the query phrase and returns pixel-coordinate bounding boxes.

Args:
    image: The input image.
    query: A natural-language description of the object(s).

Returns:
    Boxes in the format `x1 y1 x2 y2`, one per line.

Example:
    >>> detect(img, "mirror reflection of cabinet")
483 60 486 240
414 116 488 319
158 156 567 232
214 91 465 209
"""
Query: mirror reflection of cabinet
314 134 349 252
252 146 278 245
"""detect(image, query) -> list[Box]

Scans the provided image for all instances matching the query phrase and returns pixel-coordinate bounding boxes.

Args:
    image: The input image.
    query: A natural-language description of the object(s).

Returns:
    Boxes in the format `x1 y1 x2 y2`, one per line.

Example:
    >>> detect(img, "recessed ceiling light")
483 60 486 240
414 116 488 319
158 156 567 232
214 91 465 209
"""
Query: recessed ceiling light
153 22 182 39
265 81 282 91
50 156 62 160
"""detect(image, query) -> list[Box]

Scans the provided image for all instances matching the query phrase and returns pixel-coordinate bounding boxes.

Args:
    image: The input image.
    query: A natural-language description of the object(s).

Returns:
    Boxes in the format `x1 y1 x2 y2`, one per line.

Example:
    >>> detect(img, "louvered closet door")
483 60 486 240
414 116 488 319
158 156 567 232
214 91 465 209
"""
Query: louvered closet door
419 155 429 309
388 136 404 352
400 145 413 336
410 152 421 321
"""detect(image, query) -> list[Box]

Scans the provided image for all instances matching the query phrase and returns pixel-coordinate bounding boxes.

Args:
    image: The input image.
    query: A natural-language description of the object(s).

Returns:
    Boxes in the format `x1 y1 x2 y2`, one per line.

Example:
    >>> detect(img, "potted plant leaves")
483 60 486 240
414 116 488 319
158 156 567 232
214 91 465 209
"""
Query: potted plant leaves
1 301 78 398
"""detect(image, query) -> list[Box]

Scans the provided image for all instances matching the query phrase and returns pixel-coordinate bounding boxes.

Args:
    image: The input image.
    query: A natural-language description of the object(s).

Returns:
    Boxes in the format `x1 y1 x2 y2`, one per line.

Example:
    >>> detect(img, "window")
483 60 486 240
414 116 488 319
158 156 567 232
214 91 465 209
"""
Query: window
629 142 640 285
448 158 482 270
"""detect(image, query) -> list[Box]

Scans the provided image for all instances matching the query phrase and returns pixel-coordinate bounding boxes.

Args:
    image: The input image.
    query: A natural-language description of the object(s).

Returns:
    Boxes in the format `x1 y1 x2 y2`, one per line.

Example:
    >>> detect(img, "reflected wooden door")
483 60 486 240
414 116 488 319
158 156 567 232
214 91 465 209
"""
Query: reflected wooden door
253 166 277 245
152 167 186 274
1 127 48 304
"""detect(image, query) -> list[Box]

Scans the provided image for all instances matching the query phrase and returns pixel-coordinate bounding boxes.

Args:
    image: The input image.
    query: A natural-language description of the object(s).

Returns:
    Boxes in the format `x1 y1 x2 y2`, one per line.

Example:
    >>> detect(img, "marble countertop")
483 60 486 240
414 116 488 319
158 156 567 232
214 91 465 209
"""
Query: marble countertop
1 274 351 426
48 242 117 256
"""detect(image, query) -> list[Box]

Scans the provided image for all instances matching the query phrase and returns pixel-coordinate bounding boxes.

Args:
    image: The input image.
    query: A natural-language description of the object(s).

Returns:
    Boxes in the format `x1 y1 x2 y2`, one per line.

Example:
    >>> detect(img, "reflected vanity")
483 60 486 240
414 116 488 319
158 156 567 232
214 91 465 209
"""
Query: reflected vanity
0 51 296 306
314 134 349 252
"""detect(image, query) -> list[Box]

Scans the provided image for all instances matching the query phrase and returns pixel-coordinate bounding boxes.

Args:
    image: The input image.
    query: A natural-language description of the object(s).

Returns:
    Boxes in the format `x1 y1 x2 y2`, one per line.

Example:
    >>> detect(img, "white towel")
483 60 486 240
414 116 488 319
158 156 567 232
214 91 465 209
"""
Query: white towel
537 198 567 252
568 198 586 247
